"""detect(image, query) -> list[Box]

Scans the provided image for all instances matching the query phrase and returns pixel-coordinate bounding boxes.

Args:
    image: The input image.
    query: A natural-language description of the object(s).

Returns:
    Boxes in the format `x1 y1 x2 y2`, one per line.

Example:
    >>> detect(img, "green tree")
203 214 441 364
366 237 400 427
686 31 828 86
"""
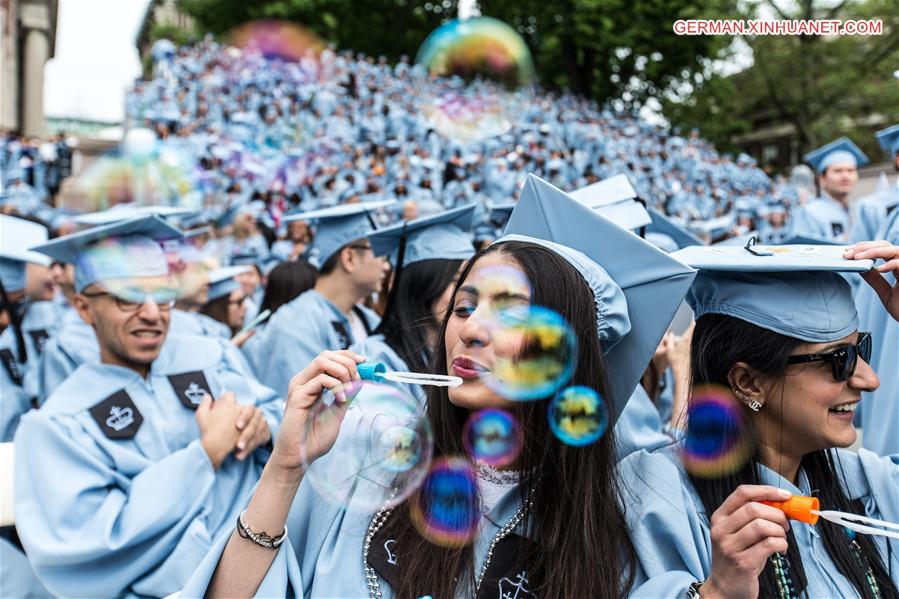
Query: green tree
664 0 899 160
177 0 736 110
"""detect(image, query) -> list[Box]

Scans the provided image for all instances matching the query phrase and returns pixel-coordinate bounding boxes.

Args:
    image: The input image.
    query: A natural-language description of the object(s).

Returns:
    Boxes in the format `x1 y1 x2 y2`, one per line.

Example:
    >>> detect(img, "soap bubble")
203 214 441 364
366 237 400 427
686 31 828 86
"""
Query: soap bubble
680 385 754 478
414 17 536 143
462 408 522 467
300 381 433 512
410 457 480 547
548 386 608 446
483 305 577 401
230 19 325 63
68 133 196 212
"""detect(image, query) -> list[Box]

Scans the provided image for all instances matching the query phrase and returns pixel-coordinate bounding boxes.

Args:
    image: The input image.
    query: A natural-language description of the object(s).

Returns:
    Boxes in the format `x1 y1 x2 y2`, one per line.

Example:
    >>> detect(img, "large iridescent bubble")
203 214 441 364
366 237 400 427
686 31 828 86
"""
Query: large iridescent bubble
414 17 536 144
680 385 754 478
300 381 433 512
548 386 608 446
483 305 577 401
66 129 196 212
410 457 480 548
462 408 522 467
229 19 325 63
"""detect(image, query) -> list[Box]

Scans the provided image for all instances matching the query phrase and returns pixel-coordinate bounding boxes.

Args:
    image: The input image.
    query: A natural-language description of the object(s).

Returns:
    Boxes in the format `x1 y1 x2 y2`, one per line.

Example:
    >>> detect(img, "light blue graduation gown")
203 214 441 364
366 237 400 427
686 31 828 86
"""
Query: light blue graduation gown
614 384 673 460
350 334 425 403
14 334 284 598
243 290 380 397
791 194 850 241
855 208 899 455
170 308 232 339
179 454 533 598
620 446 899 598
0 300 61 441
849 191 898 244
0 536 50 598
35 307 99 403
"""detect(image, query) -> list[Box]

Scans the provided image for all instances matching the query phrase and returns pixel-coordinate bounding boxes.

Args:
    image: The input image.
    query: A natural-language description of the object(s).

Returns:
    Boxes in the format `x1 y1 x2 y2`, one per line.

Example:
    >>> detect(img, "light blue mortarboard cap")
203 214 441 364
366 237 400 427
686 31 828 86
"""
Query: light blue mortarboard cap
674 243 874 342
876 124 899 157
73 205 197 227
368 204 476 267
474 202 517 244
0 215 50 291
32 215 183 293
646 207 704 250
283 200 395 268
207 265 251 301
497 175 697 422
568 174 651 231
804 137 869 174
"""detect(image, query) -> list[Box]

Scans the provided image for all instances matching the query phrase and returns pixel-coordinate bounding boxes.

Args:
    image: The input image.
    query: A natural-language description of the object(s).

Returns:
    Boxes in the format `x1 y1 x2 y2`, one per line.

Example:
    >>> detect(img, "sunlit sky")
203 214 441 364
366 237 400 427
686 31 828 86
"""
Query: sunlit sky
44 0 150 123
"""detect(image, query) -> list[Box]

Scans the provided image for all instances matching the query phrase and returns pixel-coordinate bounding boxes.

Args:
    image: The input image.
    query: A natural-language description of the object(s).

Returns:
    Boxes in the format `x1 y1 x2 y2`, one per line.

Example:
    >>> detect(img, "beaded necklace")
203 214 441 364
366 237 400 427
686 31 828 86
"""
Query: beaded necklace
768 534 881 599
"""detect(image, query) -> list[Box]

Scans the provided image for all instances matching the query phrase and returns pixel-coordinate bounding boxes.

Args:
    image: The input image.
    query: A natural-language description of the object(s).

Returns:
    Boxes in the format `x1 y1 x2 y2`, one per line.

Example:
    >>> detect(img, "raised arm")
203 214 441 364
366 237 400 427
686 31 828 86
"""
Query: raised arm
206 350 364 599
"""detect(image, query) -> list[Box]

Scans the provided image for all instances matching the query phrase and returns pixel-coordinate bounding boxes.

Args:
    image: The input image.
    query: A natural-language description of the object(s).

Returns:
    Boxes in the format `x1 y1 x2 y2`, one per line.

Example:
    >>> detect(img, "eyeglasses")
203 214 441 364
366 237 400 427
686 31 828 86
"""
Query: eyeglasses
82 291 177 312
786 332 872 382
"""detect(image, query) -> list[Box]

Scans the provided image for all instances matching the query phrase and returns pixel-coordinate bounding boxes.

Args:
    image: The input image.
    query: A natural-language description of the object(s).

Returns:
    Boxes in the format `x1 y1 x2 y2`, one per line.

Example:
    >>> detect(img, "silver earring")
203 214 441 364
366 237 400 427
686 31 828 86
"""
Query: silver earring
748 399 762 412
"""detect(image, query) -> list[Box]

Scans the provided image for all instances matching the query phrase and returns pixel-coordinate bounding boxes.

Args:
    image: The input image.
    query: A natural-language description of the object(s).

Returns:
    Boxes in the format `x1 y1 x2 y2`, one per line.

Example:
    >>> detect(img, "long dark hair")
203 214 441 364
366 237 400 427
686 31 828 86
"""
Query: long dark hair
259 260 316 315
688 313 896 599
199 294 236 335
380 241 636 599
375 258 462 373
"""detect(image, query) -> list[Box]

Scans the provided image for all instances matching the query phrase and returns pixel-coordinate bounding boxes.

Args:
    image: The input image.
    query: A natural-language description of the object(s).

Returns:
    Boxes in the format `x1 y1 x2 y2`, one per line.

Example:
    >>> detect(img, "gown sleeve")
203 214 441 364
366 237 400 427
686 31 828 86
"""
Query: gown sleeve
14 412 218 597
620 448 713 598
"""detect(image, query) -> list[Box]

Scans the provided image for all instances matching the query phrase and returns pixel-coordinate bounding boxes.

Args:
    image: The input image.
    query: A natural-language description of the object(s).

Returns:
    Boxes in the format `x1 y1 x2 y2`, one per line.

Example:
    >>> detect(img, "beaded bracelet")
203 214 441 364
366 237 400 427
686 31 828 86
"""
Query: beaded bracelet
236 509 288 549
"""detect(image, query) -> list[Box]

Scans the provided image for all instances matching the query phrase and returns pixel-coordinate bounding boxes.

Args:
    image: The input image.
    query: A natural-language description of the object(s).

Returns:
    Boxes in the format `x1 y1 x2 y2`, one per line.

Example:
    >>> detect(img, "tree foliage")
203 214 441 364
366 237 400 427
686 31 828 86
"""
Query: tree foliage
663 0 899 159
176 0 736 110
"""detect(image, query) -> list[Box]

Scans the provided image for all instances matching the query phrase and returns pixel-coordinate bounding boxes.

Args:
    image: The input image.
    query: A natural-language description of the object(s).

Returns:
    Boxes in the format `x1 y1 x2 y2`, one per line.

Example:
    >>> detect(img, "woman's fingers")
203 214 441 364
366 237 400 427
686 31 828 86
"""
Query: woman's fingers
713 485 791 523
716 500 790 536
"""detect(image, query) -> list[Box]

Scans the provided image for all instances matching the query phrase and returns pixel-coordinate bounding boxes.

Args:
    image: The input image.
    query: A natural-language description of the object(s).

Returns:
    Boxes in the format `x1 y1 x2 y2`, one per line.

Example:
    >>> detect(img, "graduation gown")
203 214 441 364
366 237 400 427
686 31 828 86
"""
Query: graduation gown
35 307 99 404
621 446 899 598
350 334 425 403
0 300 61 441
855 208 899 456
614 384 674 460
790 194 850 242
14 334 284 598
849 190 899 244
180 460 538 598
170 309 232 339
243 290 380 397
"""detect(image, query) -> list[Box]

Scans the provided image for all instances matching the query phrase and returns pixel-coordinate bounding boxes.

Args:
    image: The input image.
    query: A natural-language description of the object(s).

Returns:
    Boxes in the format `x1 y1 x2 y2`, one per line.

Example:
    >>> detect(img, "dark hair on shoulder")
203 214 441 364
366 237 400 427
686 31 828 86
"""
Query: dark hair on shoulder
199 294 234 334
259 260 317 315
375 258 461 373
380 241 636 599
688 313 896 599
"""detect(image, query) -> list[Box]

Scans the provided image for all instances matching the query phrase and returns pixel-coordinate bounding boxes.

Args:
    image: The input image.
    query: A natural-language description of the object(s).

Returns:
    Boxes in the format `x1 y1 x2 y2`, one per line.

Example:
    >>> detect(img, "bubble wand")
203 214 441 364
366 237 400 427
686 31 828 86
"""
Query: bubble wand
764 497 899 540
358 362 463 388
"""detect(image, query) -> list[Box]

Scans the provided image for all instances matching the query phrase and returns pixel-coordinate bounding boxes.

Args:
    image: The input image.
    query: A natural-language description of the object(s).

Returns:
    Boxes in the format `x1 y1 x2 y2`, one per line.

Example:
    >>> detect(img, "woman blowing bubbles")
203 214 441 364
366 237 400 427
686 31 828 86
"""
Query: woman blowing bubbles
180 176 696 598
621 239 899 599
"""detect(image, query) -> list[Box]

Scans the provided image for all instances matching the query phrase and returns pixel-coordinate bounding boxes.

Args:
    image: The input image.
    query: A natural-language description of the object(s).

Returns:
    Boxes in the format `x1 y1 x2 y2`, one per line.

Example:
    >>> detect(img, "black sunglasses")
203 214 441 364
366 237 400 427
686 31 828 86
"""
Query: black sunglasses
786 332 872 382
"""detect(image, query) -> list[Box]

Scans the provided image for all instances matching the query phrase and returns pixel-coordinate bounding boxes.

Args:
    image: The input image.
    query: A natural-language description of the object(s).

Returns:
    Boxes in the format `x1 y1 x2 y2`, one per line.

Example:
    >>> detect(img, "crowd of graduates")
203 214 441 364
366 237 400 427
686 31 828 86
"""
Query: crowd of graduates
0 33 898 599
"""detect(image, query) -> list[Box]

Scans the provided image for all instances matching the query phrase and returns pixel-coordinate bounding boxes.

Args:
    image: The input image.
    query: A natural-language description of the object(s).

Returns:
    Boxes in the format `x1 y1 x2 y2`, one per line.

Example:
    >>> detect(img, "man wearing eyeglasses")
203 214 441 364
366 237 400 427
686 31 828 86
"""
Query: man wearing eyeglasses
12 215 284 598
243 201 391 396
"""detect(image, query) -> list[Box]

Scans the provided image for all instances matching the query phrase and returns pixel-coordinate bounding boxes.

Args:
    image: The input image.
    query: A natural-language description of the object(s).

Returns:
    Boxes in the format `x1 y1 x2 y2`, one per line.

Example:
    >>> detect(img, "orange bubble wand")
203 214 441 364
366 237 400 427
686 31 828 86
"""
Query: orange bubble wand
764 496 899 540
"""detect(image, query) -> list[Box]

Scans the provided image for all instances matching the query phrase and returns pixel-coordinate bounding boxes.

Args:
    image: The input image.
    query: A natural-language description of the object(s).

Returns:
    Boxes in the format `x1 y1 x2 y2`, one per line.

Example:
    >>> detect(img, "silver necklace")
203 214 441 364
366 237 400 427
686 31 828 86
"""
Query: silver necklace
361 500 532 599
476 461 523 485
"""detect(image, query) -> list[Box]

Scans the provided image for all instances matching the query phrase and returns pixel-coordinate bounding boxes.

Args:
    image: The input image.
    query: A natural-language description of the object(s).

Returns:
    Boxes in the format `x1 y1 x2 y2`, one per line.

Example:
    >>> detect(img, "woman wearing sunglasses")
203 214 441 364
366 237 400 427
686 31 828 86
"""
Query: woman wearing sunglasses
621 246 899 599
